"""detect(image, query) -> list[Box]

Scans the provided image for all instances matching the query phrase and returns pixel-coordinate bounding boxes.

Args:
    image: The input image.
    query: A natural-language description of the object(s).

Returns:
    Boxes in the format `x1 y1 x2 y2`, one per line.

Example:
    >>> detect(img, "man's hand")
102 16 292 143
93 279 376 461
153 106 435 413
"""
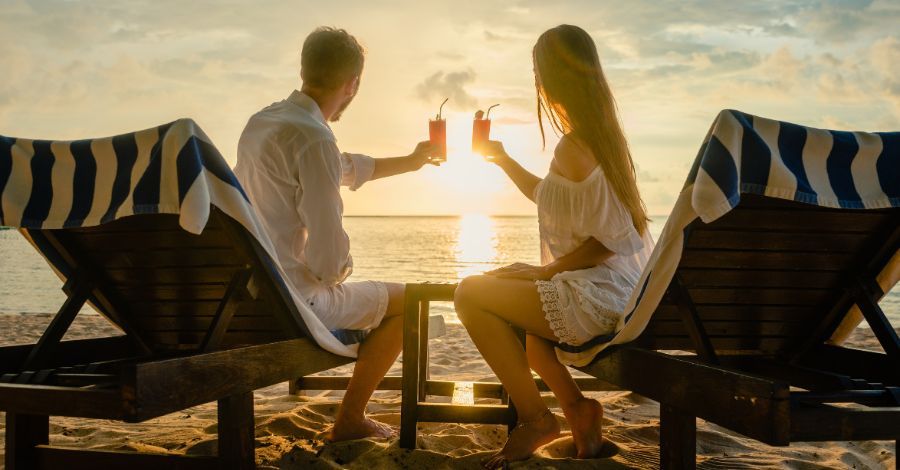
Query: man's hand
408 141 440 169
486 262 552 280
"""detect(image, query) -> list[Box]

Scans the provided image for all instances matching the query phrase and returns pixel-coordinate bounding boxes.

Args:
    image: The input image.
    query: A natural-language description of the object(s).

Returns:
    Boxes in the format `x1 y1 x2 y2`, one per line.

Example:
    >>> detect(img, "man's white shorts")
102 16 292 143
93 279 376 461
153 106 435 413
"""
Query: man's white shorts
306 280 390 331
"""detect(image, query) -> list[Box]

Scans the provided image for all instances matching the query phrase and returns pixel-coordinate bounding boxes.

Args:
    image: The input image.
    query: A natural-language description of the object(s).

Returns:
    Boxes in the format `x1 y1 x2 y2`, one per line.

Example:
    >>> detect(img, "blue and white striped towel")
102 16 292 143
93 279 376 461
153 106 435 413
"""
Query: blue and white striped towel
0 118 365 358
556 109 899 366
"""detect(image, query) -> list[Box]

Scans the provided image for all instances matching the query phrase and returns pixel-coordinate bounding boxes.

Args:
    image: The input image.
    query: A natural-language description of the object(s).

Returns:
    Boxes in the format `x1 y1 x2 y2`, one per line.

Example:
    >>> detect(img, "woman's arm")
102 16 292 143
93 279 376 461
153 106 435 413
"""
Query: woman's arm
541 237 612 278
483 140 542 202
490 237 613 280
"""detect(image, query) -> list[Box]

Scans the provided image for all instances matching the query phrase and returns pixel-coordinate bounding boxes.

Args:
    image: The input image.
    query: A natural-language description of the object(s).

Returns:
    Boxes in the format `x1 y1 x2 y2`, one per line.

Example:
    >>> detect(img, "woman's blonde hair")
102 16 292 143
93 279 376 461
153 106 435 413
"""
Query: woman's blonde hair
533 24 649 235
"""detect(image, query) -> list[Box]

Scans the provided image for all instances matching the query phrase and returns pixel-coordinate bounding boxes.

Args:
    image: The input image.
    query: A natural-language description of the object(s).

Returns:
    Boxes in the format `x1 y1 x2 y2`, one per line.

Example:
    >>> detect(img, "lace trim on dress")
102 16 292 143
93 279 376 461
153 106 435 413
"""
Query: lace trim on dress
573 288 622 335
535 280 579 345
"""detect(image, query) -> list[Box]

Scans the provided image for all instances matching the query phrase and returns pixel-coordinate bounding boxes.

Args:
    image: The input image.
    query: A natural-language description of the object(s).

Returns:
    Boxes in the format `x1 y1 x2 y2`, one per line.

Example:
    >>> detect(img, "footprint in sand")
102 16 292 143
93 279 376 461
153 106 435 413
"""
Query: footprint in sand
538 434 621 459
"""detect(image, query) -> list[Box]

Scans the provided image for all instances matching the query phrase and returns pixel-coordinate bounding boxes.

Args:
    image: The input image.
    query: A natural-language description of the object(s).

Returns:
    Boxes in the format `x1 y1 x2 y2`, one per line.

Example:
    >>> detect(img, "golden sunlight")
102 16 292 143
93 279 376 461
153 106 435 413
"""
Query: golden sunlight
453 213 498 279
429 112 508 204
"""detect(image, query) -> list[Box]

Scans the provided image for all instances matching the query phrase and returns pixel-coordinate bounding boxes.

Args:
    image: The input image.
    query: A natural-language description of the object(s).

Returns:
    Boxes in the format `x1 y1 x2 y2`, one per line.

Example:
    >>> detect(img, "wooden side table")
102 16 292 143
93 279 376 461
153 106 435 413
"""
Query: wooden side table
399 282 519 449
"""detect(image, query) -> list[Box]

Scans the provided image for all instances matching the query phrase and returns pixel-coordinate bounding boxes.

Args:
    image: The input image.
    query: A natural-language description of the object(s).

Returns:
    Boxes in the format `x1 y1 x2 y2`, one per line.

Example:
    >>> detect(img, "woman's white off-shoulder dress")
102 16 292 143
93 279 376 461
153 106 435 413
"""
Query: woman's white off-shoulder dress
534 142 655 346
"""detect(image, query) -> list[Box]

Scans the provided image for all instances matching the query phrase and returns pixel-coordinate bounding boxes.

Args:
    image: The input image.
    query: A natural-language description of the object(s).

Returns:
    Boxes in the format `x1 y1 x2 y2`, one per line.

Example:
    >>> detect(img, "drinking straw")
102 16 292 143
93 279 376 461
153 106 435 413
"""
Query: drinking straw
436 98 449 120
486 104 500 119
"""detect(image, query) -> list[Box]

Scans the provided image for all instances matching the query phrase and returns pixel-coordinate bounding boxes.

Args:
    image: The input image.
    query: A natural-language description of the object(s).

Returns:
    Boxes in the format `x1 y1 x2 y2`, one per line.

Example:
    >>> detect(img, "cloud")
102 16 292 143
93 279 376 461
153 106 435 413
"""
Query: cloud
870 36 900 116
636 167 661 183
415 70 478 109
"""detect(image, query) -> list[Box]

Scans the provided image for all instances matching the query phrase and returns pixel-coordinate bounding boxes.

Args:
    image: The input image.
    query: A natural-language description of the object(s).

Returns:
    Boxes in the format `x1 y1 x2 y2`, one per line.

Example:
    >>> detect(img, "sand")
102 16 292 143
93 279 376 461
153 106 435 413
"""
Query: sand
0 312 896 469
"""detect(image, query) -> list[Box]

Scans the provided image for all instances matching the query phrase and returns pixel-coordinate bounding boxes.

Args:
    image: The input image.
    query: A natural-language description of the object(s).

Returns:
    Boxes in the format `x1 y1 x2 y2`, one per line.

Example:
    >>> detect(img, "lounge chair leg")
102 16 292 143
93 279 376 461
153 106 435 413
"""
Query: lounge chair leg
218 391 255 469
5 413 49 470
660 403 696 470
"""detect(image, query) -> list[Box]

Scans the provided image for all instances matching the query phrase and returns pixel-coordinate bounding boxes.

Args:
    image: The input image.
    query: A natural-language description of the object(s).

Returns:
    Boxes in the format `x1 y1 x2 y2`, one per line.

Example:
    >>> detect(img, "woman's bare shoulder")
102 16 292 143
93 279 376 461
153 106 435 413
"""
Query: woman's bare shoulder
553 134 598 182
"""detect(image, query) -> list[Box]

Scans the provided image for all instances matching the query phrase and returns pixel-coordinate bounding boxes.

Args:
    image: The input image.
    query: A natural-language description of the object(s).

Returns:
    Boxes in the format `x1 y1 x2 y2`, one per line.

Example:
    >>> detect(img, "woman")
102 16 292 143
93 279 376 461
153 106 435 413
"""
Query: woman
454 24 654 467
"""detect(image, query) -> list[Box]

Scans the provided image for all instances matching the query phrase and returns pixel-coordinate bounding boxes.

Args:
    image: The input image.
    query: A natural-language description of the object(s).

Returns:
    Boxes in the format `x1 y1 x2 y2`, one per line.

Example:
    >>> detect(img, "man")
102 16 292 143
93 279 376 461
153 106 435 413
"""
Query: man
234 27 436 441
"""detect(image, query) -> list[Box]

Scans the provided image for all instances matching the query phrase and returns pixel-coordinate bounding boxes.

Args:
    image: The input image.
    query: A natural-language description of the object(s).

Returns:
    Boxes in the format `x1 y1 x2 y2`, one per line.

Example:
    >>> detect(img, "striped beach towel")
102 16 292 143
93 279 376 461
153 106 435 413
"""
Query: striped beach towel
557 109 900 366
0 119 366 358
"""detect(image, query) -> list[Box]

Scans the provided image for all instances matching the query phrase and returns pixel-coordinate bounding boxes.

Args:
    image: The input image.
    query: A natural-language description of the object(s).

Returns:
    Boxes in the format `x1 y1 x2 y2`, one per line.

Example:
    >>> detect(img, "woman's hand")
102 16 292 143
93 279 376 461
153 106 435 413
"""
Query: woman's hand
481 140 511 166
486 262 553 280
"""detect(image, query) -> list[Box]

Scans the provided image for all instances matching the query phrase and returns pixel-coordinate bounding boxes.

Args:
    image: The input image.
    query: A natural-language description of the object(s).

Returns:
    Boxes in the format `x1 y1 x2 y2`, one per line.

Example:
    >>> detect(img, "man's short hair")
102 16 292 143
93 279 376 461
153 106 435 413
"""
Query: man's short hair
301 27 365 90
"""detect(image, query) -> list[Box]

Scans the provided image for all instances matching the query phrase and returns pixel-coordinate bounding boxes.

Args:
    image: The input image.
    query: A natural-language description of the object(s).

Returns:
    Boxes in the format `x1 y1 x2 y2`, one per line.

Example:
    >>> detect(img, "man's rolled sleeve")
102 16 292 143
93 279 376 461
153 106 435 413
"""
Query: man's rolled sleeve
297 140 354 285
340 152 376 191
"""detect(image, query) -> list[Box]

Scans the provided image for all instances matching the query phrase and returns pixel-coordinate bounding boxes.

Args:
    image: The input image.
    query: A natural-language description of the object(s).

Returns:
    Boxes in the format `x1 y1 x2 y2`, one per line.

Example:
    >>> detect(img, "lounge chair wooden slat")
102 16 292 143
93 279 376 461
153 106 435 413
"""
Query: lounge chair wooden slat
652 304 819 321
133 315 281 332
685 288 832 305
103 267 238 285
82 249 242 269
677 269 842 289
707 207 889 232
680 250 855 271
140 330 290 350
685 230 869 252
632 335 807 352
127 299 272 317
643 320 809 337
74 229 231 251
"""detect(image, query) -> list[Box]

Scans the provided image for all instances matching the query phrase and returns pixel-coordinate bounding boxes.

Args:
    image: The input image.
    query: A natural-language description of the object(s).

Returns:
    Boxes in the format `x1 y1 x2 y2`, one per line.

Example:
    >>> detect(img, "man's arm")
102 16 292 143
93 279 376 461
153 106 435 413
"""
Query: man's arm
341 141 436 190
370 141 436 180
298 140 354 285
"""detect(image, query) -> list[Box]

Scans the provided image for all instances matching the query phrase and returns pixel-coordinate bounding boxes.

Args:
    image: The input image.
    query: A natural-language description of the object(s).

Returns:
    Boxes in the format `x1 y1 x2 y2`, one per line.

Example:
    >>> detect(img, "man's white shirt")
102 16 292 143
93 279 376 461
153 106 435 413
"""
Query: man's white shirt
234 90 375 301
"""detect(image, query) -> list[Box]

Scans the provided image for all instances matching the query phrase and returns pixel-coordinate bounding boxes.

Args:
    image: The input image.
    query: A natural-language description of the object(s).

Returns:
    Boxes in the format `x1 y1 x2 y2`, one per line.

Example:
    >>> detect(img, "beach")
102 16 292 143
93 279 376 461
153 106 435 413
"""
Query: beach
0 311 896 469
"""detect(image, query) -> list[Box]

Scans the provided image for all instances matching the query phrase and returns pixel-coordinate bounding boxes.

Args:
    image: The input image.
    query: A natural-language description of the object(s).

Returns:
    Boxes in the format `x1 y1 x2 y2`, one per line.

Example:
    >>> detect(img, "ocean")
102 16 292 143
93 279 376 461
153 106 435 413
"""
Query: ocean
0 215 897 329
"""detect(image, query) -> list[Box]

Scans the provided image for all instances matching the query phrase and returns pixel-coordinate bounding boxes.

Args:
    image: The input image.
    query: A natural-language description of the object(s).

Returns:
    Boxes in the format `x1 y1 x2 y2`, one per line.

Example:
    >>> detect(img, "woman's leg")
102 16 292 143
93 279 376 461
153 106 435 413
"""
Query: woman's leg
454 275 561 465
527 334 605 458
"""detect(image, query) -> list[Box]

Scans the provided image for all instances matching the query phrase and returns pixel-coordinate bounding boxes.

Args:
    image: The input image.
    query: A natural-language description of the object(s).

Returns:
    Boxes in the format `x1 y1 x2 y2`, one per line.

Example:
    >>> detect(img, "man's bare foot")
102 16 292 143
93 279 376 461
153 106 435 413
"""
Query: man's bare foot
327 416 395 442
570 398 604 458
483 410 560 469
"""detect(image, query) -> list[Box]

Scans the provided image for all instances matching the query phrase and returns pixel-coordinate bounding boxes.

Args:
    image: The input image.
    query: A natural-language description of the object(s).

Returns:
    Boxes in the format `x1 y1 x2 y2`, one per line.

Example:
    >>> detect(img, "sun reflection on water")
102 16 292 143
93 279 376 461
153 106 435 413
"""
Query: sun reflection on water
454 213 498 280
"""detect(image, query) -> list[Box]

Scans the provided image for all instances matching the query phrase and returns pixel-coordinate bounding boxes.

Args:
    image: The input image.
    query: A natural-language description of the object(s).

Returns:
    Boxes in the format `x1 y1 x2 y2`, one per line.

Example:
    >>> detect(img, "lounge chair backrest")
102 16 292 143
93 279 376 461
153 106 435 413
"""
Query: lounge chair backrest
636 193 898 356
25 209 311 353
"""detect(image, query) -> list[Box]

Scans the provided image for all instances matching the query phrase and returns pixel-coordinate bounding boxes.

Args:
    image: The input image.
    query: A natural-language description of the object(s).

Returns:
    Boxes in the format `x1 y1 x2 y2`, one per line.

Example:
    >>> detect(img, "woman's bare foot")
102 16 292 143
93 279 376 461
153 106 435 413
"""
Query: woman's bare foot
327 416 395 442
483 410 560 469
569 398 604 458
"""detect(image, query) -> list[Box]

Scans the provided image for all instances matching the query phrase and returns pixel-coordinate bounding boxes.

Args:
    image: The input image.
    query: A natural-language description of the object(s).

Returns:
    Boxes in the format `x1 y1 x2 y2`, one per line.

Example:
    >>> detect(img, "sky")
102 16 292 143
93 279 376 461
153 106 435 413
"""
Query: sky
0 0 897 216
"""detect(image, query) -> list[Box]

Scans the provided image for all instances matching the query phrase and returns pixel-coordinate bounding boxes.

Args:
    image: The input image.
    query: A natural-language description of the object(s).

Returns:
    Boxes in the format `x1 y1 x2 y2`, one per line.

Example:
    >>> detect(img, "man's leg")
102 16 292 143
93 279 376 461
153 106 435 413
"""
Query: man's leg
329 282 404 441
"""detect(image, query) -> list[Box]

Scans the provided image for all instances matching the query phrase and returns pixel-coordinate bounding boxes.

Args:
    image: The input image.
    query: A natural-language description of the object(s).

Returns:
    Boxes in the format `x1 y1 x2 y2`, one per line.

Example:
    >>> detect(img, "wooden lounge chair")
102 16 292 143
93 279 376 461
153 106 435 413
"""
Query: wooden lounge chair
577 193 899 468
1 208 354 469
